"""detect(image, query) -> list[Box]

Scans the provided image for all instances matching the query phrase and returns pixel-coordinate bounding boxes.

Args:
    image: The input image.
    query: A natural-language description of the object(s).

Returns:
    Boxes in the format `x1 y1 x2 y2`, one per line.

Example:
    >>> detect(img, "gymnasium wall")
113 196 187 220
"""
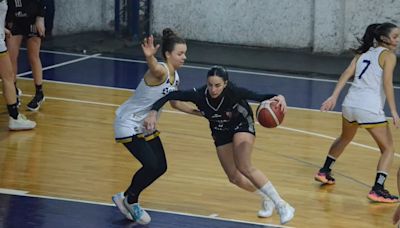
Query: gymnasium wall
53 0 400 55
52 0 114 35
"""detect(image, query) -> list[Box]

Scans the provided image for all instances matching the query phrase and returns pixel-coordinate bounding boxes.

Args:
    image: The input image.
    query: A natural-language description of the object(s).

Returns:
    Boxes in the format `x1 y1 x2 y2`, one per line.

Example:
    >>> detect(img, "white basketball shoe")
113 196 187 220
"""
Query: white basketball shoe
123 198 151 225
8 114 36 131
258 198 274 217
276 202 295 224
112 192 133 220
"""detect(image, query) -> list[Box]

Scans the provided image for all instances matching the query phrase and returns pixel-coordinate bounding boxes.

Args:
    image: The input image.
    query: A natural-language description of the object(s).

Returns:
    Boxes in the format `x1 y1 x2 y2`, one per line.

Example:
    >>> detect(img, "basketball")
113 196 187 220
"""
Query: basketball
256 100 284 128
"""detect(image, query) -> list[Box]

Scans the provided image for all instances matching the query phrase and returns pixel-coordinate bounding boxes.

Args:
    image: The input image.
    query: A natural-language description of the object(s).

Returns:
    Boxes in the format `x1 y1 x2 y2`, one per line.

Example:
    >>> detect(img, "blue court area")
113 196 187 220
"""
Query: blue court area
0 193 277 228
16 49 400 113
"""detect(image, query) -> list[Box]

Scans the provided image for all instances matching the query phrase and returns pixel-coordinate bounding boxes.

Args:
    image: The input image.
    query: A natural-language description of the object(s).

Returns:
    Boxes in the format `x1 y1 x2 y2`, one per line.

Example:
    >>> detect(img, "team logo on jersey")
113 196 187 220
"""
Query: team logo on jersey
162 86 178 95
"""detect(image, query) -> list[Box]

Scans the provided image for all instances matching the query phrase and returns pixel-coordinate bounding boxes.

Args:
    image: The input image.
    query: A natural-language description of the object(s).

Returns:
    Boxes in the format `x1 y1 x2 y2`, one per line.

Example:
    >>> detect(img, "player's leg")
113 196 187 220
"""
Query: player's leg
5 34 23 99
366 124 398 203
232 132 294 224
0 51 36 130
216 137 274 217
315 115 358 184
124 135 167 224
26 36 45 111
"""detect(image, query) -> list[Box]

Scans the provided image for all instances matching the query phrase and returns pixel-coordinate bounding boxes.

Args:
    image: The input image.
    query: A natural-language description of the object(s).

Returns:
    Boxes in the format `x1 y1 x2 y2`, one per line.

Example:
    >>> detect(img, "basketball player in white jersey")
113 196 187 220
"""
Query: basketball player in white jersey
315 23 400 203
111 28 201 225
0 0 35 130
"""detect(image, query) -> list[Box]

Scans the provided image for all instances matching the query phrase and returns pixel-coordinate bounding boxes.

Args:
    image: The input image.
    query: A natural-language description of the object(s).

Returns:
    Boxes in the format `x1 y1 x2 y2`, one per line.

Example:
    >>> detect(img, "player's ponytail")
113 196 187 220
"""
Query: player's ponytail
354 22 397 54
161 28 186 59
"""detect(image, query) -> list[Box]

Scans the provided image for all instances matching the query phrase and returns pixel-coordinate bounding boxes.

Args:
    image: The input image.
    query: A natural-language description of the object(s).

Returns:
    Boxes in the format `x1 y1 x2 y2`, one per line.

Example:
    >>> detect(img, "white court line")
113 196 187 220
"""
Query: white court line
21 47 89 57
12 85 394 159
17 76 133 92
0 188 28 195
0 188 291 228
12 50 399 157
17 53 101 77
33 48 400 88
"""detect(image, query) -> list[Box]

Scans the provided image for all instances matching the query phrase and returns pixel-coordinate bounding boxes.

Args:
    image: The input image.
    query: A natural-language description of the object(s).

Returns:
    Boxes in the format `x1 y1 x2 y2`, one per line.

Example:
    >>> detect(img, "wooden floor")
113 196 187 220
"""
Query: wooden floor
1 79 400 228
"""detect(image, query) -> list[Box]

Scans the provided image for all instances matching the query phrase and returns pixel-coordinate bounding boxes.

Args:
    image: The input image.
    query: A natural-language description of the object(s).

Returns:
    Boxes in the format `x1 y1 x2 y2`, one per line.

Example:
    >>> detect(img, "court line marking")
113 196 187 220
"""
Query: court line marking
0 189 291 228
17 53 102 77
21 48 400 88
22 47 89 57
13 87 393 159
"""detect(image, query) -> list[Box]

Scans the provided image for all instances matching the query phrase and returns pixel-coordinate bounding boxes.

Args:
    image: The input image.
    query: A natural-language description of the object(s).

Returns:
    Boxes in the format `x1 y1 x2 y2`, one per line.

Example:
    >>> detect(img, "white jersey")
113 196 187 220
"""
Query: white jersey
0 0 7 53
342 47 388 114
114 63 180 139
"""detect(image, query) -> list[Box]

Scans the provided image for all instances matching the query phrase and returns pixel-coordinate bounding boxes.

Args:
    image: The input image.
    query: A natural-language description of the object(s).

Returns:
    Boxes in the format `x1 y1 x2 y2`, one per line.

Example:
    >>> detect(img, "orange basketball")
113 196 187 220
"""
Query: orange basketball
256 101 284 128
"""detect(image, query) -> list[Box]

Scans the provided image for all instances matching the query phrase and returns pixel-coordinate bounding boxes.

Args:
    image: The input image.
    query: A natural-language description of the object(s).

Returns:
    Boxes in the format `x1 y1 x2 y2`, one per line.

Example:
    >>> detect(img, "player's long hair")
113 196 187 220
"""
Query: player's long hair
354 22 397 54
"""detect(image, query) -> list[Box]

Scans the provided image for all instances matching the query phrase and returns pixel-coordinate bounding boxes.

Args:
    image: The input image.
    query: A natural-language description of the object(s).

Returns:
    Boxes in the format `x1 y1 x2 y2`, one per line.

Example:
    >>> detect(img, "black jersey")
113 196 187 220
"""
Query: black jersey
6 0 45 22
151 83 276 133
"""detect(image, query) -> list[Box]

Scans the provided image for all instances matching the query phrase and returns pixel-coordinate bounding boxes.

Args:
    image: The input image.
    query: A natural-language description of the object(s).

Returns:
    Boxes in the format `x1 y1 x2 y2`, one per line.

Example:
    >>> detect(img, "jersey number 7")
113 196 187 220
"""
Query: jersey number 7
357 60 371 79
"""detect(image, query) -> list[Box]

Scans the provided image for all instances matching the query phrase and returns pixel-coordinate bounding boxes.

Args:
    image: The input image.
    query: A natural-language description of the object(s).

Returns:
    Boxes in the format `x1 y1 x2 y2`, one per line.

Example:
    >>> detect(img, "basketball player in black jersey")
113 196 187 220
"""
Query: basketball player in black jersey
145 66 295 225
6 0 46 111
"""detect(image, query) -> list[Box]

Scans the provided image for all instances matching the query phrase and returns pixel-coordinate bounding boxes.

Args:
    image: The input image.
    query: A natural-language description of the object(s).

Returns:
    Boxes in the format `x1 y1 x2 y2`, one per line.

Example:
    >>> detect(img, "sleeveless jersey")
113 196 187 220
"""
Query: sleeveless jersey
114 63 180 138
342 47 387 114
0 0 7 52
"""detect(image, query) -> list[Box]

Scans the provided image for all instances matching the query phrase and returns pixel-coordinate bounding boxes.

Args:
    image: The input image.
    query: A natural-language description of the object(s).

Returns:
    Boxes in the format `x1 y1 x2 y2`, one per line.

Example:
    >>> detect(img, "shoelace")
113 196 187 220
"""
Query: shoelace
133 205 143 219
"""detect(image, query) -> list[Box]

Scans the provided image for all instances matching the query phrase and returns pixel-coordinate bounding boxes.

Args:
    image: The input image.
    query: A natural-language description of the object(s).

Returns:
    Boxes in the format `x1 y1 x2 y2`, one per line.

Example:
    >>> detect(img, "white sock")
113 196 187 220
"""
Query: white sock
259 181 285 206
255 189 270 200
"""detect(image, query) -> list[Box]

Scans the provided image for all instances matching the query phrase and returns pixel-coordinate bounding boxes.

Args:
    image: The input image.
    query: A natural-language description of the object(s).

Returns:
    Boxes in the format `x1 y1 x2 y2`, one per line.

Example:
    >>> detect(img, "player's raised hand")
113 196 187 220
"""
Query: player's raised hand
141 35 160 58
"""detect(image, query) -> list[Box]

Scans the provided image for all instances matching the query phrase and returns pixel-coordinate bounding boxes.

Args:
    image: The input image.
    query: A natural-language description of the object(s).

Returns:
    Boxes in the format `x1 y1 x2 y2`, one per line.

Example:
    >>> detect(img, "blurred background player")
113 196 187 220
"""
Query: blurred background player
6 0 46 111
315 22 400 203
0 0 35 130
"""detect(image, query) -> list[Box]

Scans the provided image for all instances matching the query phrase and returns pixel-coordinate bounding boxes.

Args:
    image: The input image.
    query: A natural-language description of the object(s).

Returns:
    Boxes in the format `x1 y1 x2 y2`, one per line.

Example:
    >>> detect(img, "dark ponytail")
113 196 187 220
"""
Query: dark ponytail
354 22 397 54
161 28 186 59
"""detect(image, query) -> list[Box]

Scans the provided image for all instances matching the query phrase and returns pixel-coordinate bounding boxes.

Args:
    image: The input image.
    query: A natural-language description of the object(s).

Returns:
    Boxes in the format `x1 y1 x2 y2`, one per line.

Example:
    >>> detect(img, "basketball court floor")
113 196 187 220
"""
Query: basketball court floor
1 49 400 227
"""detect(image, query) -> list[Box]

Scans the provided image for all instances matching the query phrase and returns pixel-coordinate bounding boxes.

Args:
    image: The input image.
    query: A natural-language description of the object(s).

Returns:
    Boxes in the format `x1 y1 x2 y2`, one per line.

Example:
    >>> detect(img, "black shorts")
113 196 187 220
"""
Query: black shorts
211 121 255 147
9 18 40 38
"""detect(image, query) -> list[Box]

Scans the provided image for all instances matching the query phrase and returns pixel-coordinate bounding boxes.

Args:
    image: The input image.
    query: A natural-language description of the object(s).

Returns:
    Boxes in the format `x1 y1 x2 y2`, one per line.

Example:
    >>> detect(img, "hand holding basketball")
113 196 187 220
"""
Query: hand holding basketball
256 95 287 128
270 95 287 113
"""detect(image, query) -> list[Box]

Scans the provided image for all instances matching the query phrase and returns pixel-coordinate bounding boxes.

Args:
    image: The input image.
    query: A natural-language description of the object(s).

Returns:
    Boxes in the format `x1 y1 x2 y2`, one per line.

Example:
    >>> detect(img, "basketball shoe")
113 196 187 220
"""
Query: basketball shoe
9 114 36 131
314 171 335 184
367 188 399 203
27 93 45 111
123 198 151 225
112 192 133 220
258 198 274 218
276 202 295 224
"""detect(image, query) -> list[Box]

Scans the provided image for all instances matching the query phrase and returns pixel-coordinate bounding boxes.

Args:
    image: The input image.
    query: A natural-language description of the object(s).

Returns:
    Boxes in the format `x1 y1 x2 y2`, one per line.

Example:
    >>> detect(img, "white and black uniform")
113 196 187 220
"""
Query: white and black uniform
6 0 46 38
0 0 7 53
114 63 179 142
342 46 388 127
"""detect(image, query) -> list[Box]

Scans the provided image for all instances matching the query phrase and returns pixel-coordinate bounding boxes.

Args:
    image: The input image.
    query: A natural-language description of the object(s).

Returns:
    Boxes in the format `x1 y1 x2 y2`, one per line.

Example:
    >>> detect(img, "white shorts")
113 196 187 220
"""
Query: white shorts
0 39 6 53
0 1 7 53
342 106 387 128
